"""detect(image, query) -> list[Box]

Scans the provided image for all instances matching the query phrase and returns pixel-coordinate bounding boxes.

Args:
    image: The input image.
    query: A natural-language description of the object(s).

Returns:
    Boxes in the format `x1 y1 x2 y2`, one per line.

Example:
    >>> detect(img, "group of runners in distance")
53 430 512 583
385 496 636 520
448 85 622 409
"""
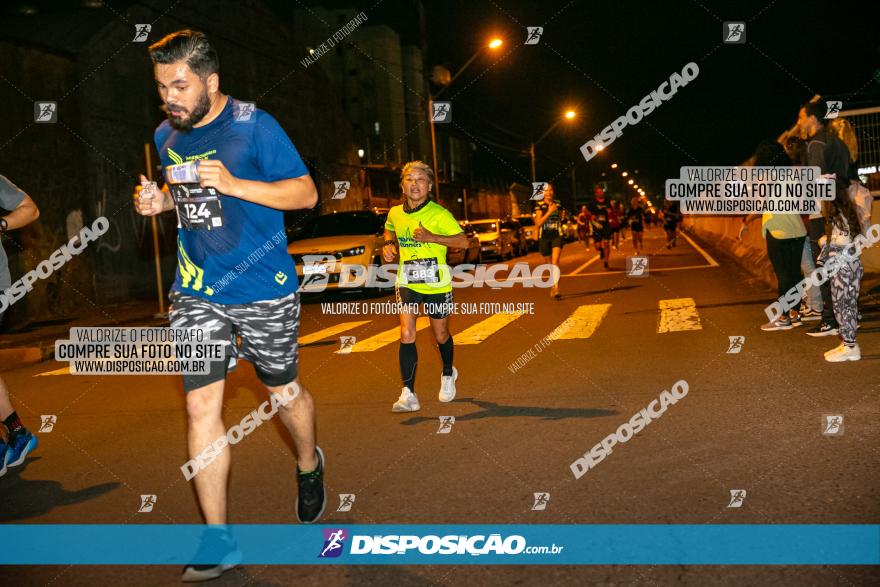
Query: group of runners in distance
0 27 674 583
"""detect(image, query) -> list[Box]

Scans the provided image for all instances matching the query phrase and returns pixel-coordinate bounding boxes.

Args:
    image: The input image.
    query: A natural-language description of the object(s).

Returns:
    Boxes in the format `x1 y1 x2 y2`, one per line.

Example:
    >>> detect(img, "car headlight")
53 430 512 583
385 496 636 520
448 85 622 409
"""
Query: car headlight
339 246 366 257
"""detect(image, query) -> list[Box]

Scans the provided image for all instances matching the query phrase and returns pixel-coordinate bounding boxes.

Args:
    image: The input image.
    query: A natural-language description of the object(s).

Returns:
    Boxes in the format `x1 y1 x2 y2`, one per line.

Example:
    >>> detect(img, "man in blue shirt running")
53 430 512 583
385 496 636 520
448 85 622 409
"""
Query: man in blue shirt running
135 29 321 581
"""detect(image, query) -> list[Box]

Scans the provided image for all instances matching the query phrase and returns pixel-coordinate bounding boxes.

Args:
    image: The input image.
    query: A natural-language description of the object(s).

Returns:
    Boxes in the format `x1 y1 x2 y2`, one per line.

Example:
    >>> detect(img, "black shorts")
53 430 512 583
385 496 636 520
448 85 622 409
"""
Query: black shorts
593 227 611 241
396 286 454 319
169 291 301 392
539 231 564 256
631 222 644 232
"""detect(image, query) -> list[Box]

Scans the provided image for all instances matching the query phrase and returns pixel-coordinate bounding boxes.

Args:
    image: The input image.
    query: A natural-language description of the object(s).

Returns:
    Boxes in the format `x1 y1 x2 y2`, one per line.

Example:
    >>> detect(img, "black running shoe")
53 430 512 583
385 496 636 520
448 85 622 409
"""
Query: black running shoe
806 321 839 337
181 527 241 582
296 446 326 524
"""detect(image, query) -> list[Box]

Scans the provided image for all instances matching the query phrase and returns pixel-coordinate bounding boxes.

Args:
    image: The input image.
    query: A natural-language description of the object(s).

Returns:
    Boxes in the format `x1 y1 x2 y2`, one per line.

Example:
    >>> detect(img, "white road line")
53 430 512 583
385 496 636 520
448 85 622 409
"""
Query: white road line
453 312 524 345
679 230 720 267
554 304 611 339
300 320 371 346
657 298 702 333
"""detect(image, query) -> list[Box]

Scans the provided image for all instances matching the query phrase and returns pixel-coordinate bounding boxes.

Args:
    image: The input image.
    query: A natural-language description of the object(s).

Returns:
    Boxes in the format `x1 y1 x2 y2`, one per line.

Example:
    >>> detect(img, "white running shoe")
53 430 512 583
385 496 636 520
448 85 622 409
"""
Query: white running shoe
439 367 458 403
392 387 421 412
824 343 860 362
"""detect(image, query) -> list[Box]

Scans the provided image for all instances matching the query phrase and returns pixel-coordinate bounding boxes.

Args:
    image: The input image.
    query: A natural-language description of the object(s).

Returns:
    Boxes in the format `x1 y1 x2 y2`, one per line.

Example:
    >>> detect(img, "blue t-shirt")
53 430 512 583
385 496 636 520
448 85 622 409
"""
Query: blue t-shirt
154 97 309 304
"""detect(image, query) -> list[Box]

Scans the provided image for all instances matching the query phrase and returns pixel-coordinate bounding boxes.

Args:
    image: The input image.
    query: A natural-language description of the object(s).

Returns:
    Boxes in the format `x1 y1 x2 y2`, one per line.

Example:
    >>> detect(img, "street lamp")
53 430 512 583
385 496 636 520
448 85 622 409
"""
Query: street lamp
429 37 504 187
530 108 577 182
621 171 628 177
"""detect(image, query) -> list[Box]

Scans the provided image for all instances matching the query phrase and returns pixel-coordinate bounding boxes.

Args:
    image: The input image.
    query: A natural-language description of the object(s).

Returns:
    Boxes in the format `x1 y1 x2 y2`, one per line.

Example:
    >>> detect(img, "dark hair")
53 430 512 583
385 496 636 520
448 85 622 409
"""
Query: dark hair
822 177 862 239
148 30 219 79
801 101 825 125
784 136 807 166
752 139 791 166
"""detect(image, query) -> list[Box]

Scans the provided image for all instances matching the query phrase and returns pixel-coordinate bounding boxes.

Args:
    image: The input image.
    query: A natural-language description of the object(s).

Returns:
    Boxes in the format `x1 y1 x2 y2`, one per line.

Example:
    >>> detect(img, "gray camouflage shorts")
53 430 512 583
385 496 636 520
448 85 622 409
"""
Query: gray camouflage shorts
169 290 300 392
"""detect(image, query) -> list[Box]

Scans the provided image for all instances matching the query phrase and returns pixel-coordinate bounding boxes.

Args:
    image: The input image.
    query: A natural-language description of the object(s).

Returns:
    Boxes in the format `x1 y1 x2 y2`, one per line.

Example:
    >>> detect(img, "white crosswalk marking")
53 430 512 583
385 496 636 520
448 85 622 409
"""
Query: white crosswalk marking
300 320 371 345
342 317 430 353
553 304 611 339
657 298 702 333
33 299 710 376
453 312 524 345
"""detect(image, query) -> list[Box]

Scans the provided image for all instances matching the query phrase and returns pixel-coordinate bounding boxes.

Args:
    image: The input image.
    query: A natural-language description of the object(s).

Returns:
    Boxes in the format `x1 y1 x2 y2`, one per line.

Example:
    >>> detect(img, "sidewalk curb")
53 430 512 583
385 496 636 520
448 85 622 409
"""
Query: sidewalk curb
0 344 53 372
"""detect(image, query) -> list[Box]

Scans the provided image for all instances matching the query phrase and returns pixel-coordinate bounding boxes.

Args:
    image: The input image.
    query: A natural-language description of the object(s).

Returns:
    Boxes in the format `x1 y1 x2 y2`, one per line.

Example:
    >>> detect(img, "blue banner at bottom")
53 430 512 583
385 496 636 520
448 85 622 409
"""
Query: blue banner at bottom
2 525 878 565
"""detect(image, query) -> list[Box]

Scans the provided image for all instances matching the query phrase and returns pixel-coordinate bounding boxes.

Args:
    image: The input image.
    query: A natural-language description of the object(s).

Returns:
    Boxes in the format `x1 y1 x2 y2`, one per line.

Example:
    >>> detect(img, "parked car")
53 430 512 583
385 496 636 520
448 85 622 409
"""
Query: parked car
515 214 539 251
560 210 578 242
501 218 528 256
470 218 514 260
447 221 482 265
287 210 390 291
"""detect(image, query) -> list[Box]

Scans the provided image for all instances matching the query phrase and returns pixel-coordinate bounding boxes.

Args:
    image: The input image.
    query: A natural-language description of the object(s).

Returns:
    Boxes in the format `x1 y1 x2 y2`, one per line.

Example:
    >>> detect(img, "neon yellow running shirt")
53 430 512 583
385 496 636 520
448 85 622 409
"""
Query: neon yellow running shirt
385 200 462 294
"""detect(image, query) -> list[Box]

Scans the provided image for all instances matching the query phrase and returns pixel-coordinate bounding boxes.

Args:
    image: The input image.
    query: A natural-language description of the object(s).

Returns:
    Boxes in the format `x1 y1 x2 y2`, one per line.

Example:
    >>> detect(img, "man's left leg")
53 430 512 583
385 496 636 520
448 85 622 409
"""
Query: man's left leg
235 292 325 523
429 297 457 403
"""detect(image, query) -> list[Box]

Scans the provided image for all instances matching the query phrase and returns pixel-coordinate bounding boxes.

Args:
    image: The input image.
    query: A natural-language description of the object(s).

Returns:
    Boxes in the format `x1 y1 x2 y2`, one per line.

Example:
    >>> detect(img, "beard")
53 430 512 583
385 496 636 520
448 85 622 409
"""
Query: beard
164 89 212 131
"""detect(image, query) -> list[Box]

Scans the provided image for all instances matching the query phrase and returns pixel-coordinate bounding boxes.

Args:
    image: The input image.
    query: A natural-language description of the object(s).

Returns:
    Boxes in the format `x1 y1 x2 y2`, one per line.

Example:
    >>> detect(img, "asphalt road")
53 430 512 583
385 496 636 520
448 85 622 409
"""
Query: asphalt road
2 225 878 586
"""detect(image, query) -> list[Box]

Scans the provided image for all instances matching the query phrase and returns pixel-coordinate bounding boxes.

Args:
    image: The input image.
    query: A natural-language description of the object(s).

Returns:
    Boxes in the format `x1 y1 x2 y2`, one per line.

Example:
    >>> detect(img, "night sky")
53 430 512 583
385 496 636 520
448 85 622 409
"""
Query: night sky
368 0 880 196
5 0 880 199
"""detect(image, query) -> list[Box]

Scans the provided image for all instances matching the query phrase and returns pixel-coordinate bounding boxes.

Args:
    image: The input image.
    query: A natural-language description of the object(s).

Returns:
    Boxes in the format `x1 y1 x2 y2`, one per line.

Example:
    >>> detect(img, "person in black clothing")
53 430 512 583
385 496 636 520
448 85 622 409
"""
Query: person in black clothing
796 100 851 337
662 200 682 248
627 196 645 255
588 191 612 269
534 183 564 298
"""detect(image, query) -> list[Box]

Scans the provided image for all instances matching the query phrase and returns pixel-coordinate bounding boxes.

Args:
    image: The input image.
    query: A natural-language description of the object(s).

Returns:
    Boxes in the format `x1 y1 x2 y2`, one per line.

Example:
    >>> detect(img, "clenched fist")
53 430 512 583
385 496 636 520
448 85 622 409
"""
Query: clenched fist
135 174 164 216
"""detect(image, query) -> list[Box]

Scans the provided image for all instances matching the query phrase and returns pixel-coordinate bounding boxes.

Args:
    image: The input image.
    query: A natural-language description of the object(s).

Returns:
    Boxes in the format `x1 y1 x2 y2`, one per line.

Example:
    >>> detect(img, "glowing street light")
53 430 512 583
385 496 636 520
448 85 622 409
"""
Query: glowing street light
431 35 506 186
530 108 579 182
611 163 618 169
622 171 628 177
628 179 634 185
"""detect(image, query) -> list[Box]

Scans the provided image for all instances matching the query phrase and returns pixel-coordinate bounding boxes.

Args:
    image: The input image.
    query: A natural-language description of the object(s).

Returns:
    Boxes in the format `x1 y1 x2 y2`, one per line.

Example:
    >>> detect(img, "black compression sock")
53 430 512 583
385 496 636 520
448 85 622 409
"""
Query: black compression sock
438 336 454 376
3 411 23 435
399 342 418 391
